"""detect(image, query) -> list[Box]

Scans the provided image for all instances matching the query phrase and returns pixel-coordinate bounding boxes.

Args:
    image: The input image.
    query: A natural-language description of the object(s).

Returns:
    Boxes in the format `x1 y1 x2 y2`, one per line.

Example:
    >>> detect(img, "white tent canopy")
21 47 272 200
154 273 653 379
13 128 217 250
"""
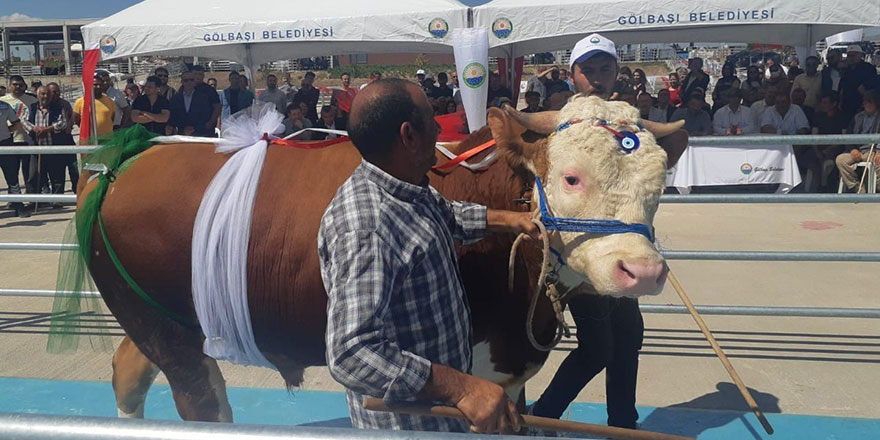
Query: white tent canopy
473 0 880 57
82 0 468 65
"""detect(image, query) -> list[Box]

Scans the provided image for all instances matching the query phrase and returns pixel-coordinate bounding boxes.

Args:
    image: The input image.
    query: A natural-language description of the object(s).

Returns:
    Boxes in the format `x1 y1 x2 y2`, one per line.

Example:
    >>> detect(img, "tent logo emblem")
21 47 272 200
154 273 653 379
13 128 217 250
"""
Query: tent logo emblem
740 163 753 175
492 18 513 39
100 35 117 54
429 18 449 38
463 62 486 89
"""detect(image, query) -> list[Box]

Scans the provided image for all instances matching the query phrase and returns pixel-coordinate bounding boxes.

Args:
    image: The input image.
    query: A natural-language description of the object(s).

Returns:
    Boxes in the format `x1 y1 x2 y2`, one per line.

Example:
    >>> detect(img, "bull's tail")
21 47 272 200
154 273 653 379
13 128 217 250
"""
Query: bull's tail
47 125 158 353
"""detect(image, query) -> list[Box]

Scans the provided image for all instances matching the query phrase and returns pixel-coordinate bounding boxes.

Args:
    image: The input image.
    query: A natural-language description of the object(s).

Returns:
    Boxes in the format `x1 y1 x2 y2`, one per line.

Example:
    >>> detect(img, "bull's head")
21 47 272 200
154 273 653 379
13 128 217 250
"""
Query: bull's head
489 95 684 298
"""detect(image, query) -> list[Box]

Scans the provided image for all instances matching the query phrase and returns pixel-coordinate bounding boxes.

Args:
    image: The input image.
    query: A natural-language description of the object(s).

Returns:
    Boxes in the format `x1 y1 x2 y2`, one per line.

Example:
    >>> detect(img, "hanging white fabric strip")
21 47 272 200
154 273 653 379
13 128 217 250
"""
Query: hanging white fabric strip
191 102 283 368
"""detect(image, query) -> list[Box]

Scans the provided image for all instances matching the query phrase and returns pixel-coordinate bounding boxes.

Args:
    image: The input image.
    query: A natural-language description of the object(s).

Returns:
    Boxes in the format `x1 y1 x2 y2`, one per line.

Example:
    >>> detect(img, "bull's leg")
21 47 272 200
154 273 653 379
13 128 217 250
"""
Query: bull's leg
163 349 233 423
112 336 160 418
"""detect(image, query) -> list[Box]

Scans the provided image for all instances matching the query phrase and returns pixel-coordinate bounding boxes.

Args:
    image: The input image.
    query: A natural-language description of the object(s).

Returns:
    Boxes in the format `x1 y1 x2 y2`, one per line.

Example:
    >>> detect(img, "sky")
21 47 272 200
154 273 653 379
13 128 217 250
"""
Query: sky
1 0 489 20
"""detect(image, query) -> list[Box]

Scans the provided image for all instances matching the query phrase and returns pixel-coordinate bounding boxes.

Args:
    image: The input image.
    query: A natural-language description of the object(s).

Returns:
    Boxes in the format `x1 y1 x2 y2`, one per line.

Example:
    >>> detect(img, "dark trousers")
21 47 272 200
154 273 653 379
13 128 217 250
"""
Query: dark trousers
26 154 67 195
531 295 644 429
64 154 79 193
0 139 30 195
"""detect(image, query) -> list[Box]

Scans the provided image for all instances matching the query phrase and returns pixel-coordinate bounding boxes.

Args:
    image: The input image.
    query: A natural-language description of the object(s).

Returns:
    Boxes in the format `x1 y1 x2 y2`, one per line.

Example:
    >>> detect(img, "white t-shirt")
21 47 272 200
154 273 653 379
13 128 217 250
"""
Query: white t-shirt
258 88 289 114
0 101 20 141
760 104 810 135
749 100 771 131
713 105 756 135
106 86 130 126
0 93 37 142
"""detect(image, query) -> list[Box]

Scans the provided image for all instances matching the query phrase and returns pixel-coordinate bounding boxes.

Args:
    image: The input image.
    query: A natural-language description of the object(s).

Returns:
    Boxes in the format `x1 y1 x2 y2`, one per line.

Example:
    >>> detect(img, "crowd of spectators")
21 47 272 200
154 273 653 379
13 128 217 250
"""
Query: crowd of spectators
2 46 877 211
518 46 880 192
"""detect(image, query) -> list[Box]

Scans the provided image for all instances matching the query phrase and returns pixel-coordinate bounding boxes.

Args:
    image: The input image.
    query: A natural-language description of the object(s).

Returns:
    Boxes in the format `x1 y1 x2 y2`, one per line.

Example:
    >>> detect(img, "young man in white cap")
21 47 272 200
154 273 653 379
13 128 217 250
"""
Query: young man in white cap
528 33 677 432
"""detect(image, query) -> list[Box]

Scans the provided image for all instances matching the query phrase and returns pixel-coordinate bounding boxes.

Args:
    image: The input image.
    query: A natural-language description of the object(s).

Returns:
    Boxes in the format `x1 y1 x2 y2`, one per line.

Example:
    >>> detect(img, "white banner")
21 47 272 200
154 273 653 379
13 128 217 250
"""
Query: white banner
825 29 864 46
452 28 489 133
667 143 802 194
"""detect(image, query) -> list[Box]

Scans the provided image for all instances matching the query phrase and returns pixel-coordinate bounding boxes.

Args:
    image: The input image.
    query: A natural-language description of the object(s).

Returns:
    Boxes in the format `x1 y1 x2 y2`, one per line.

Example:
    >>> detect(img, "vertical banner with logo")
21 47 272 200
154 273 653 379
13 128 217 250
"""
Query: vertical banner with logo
452 28 489 133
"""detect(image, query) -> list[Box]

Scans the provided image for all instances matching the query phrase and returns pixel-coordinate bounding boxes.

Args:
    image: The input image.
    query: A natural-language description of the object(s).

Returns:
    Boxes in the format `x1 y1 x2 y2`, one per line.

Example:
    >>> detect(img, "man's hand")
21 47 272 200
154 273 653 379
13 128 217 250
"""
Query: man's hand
851 149 863 162
419 363 521 434
454 375 521 434
487 209 540 240
183 126 195 136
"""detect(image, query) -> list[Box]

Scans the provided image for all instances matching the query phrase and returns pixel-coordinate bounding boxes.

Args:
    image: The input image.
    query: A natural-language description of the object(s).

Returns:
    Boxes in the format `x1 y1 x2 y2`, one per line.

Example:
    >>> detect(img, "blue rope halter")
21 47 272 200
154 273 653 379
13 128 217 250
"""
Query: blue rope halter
534 176 654 243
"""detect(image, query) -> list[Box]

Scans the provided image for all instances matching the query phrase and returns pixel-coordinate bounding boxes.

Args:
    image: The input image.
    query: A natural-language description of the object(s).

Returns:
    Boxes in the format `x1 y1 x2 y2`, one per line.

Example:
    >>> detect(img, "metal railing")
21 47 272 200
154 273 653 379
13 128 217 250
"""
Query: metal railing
5 242 880 263
0 137 876 319
0 412 543 440
689 133 880 146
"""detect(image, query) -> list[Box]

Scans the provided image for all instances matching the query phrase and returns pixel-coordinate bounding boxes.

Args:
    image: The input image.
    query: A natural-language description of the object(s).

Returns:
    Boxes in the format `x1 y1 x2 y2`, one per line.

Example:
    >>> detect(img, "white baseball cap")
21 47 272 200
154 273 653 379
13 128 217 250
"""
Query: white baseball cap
416 69 426 76
569 33 618 69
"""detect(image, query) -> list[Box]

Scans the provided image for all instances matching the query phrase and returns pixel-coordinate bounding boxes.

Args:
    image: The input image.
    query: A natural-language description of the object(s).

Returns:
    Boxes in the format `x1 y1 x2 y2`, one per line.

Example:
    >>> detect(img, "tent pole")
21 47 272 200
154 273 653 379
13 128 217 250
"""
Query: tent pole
244 43 256 86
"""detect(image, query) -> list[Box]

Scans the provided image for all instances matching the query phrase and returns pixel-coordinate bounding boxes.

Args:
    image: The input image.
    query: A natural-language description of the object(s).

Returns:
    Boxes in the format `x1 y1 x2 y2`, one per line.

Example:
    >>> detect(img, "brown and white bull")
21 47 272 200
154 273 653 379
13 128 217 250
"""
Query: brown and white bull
83 95 684 422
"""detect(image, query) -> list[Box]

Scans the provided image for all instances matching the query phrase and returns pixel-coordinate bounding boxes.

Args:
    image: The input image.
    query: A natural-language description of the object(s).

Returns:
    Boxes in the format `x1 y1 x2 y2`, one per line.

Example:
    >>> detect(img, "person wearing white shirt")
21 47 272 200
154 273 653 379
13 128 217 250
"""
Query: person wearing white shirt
258 74 289 114
749 87 776 132
713 89 756 135
760 92 810 135
97 70 131 129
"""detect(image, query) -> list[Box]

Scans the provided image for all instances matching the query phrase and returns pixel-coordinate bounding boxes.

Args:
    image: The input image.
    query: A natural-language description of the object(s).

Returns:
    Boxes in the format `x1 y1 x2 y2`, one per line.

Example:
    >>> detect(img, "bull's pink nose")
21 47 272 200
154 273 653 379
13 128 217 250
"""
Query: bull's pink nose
614 260 668 295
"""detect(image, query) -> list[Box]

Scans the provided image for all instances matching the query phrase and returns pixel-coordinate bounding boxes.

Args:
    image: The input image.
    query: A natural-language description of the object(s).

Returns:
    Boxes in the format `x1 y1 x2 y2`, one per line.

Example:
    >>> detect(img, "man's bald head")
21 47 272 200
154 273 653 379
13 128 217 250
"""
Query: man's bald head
348 78 429 160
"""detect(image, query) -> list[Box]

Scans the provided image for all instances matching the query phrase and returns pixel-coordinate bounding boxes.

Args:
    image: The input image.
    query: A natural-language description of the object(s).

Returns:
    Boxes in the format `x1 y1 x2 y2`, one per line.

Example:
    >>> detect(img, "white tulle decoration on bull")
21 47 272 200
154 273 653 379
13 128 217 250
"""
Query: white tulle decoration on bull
191 102 283 368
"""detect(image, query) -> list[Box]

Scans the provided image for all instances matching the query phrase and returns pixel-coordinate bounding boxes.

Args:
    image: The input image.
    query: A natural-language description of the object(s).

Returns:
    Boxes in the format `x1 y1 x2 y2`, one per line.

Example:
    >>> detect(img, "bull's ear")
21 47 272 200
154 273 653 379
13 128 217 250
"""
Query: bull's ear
487 107 546 169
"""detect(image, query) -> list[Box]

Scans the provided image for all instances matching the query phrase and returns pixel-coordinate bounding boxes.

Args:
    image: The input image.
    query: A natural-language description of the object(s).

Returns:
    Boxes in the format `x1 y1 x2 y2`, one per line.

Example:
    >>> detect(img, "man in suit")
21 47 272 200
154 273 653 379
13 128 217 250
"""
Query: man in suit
681 57 710 104
169 70 216 137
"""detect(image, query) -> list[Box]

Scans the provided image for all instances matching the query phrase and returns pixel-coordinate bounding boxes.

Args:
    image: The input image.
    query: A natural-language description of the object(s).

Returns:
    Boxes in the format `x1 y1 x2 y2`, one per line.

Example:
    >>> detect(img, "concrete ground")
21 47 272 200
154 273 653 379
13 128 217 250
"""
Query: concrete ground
0 200 877 420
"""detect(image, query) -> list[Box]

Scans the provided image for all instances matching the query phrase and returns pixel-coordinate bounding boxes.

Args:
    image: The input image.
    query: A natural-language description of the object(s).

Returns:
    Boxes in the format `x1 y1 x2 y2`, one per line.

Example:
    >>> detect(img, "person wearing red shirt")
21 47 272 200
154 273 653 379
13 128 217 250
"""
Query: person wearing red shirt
666 72 682 107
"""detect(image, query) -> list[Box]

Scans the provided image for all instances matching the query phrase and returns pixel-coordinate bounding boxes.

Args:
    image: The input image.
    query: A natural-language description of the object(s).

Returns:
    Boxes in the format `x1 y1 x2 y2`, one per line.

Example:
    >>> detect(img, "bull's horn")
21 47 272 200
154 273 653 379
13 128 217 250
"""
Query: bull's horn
643 119 685 139
502 106 559 135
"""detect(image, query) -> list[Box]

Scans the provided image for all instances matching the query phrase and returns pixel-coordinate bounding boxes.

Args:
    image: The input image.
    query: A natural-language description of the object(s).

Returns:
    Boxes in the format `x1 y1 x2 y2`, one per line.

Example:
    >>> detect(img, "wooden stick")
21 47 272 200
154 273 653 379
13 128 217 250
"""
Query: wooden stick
856 118 880 194
667 270 774 435
857 144 876 194
363 398 694 440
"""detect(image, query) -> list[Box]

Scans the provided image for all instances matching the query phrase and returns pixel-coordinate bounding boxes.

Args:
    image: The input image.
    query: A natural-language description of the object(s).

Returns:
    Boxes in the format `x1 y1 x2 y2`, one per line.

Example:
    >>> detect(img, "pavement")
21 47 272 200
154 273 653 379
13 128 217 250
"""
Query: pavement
0 199 878 437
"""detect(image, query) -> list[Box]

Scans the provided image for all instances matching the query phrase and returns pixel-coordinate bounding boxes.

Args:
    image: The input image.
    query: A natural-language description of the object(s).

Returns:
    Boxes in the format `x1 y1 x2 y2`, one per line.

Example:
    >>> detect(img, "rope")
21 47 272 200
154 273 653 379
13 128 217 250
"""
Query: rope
534 176 653 242
508 214 570 352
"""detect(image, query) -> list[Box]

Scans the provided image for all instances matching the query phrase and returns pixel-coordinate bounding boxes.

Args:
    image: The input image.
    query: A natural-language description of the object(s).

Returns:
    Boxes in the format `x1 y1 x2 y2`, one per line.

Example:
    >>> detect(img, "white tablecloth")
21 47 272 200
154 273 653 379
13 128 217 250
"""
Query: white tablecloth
666 143 802 194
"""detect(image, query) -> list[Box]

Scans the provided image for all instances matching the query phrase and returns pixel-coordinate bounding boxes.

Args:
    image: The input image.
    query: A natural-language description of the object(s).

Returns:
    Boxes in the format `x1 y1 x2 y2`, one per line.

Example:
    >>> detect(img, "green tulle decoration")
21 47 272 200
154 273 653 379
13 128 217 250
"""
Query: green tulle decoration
47 125 158 353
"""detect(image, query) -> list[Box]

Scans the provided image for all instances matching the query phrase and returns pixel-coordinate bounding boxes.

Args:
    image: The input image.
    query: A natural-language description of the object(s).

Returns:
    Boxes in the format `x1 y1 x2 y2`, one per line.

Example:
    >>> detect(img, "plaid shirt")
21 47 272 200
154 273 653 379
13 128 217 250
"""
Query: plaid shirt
318 159 487 432
21 104 65 146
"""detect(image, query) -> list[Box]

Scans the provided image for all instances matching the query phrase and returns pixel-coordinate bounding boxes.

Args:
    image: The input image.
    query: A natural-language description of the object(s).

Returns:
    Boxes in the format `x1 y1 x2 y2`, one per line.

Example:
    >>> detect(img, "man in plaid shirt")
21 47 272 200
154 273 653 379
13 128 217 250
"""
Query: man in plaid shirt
319 79 538 434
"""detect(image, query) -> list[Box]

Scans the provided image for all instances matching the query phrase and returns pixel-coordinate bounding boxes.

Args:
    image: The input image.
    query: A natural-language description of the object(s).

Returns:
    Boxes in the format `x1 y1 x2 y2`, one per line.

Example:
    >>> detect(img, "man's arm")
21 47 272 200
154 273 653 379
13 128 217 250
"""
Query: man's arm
418 363 520 434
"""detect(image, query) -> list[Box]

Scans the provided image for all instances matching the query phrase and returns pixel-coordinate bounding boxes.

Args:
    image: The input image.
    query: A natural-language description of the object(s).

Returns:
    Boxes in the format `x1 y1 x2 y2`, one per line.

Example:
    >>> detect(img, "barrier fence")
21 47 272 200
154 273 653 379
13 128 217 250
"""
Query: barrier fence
0 134 877 436
0 134 878 318
0 412 539 440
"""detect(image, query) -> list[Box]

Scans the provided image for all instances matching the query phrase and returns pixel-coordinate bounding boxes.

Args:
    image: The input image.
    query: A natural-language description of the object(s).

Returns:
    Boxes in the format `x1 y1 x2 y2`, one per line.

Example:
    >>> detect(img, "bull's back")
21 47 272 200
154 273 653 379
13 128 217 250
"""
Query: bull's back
90 141 363 367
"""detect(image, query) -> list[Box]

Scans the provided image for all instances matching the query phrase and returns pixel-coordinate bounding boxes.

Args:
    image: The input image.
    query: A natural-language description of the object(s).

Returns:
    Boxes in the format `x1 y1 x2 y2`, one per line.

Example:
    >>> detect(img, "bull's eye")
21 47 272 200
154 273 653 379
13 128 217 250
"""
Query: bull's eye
564 175 580 186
